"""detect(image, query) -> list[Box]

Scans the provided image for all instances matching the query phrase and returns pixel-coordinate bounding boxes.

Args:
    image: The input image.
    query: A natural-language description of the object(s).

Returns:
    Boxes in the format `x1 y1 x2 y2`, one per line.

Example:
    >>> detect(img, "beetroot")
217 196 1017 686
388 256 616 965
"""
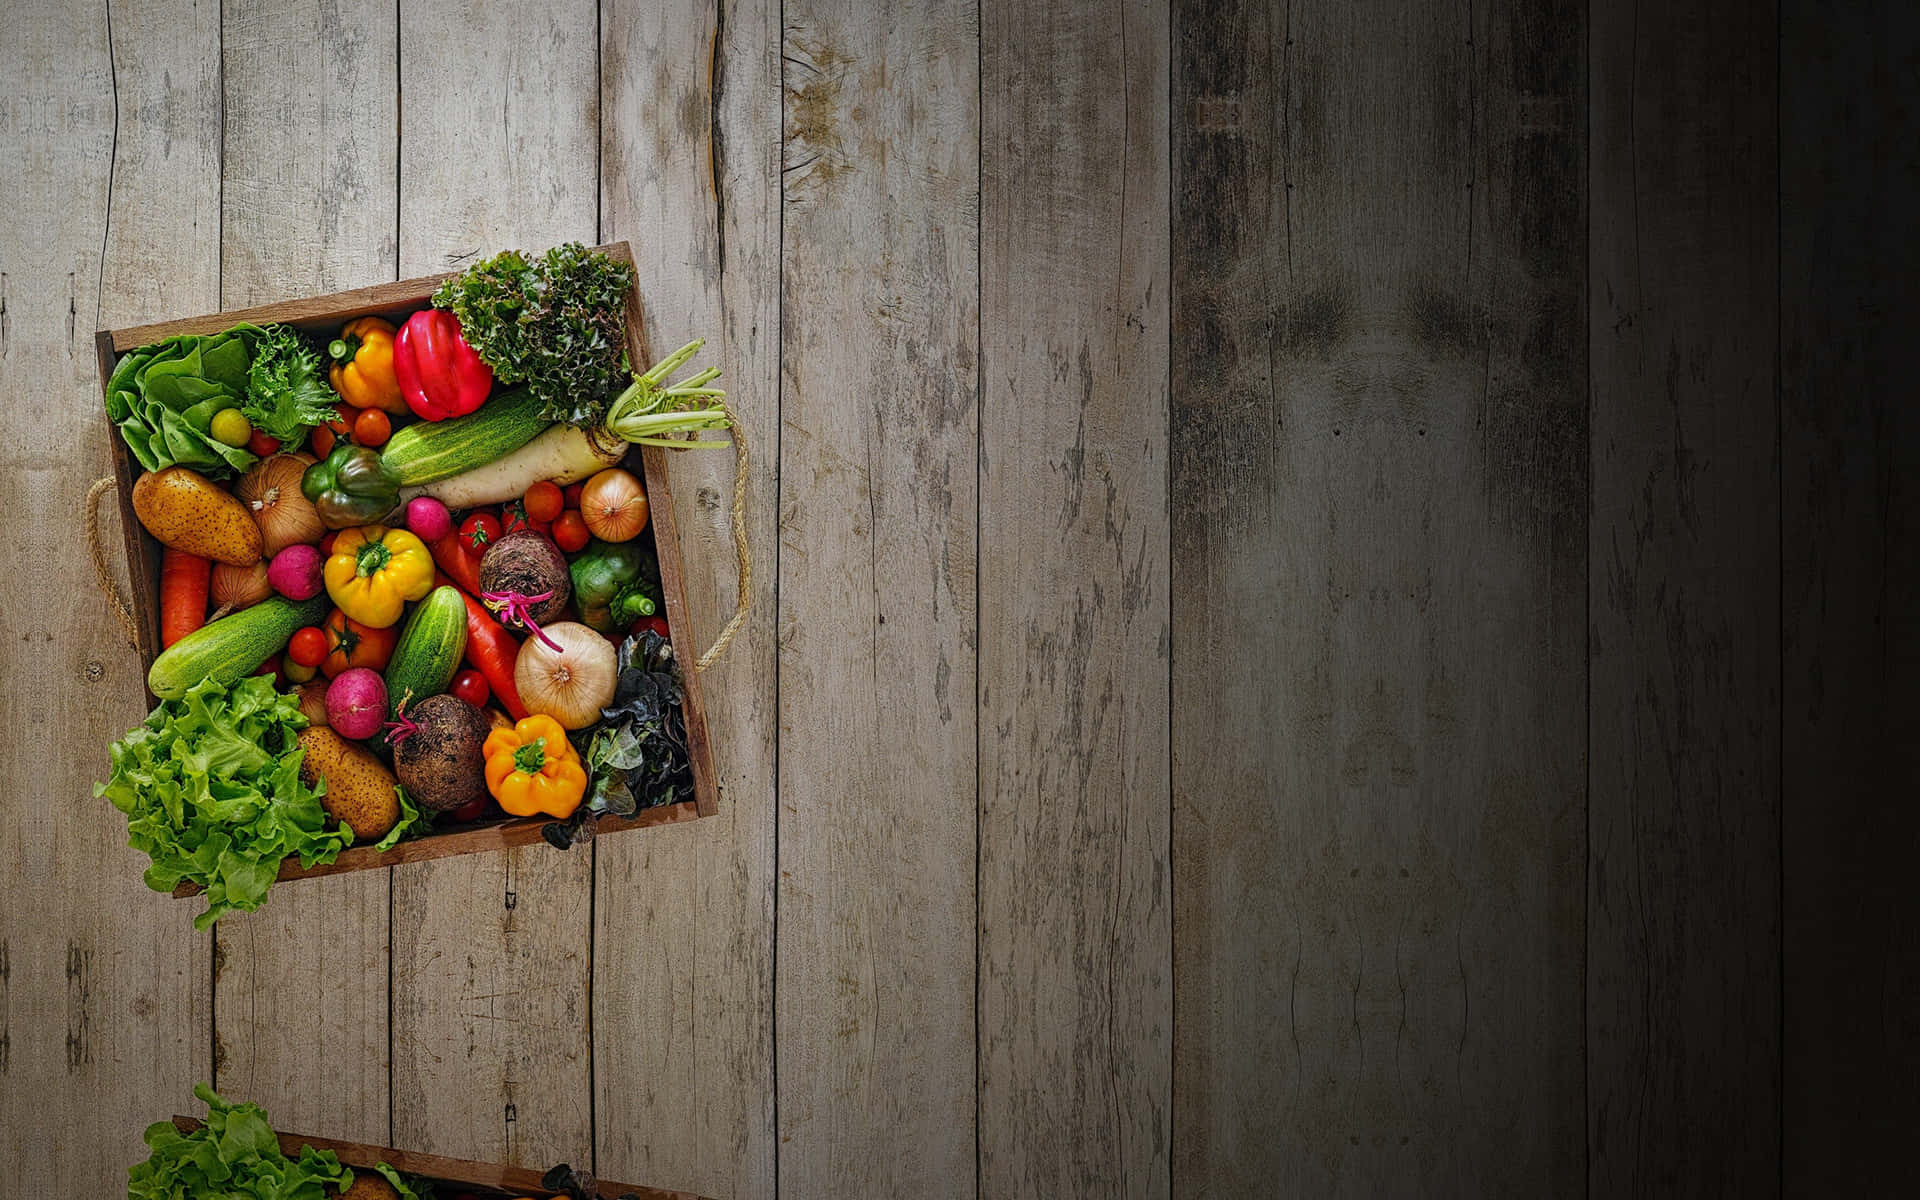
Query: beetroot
268 543 324 601
325 668 388 740
479 530 570 627
391 693 490 811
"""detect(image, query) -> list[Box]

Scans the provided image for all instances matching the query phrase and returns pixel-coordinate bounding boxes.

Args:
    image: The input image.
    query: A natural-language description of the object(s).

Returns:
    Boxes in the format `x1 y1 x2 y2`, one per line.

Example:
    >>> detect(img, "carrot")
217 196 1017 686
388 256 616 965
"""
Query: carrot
433 570 529 719
159 547 211 648
426 531 485 596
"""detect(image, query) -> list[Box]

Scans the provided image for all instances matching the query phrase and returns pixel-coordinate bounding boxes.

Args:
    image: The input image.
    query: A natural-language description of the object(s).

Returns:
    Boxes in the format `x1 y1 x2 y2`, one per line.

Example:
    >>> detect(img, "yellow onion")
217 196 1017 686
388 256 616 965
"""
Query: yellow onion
235 451 323 555
209 560 273 618
580 467 649 542
513 621 617 729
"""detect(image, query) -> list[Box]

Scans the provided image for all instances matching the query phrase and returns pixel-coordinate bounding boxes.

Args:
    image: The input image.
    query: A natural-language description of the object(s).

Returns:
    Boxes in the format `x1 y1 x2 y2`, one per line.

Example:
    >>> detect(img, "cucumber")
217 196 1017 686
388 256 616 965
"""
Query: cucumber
384 586 470 717
380 388 548 485
148 594 331 699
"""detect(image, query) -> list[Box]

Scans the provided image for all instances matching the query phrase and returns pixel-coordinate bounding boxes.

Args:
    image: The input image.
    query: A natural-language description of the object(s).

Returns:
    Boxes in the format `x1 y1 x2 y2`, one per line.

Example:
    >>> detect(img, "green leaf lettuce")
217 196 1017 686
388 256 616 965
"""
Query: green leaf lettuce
97 675 353 929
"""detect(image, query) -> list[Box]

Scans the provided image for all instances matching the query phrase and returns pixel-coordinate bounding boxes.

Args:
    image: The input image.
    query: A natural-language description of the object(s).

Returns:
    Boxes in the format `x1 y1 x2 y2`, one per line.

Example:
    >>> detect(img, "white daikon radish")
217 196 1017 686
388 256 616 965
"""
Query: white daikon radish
399 424 625 509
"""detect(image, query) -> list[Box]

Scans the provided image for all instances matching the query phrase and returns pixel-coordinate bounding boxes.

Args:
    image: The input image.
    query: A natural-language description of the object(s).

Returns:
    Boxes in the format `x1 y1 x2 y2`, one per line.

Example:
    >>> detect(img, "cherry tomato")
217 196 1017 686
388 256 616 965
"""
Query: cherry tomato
563 481 584 509
524 480 564 522
247 429 282 457
551 510 591 553
448 798 487 823
282 657 317 684
310 424 335 458
450 669 490 708
253 656 284 686
460 511 502 553
321 608 400 678
630 613 670 640
287 626 330 669
352 407 391 447
319 530 339 555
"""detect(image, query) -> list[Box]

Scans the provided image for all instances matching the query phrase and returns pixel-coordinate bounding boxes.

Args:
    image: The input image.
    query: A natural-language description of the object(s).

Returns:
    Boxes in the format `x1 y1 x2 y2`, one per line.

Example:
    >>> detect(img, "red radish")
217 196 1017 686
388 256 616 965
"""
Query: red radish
406 496 453 541
325 668 388 740
268 544 325 600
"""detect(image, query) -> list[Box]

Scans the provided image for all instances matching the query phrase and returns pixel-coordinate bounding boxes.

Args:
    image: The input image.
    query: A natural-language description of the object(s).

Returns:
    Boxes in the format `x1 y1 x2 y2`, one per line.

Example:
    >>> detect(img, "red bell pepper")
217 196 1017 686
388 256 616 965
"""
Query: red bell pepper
394 309 493 421
434 569 529 720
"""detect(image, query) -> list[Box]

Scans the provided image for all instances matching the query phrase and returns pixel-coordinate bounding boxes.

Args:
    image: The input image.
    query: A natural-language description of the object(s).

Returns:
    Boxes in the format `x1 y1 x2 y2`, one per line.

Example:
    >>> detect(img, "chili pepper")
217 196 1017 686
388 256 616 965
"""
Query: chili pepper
328 316 407 414
302 442 400 529
323 525 435 628
482 714 587 818
426 530 485 596
568 538 660 633
433 569 529 719
393 309 493 421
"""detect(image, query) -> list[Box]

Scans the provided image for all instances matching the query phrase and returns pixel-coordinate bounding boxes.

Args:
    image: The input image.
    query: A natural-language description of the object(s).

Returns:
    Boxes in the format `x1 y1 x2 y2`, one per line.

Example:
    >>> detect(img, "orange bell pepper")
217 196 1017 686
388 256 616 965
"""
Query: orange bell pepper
328 316 407 414
482 715 588 818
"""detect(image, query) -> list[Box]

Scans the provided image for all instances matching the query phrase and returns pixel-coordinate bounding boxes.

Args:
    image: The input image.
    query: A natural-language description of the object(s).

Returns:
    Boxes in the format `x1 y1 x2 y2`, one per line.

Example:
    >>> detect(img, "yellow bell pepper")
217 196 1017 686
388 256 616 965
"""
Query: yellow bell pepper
323 525 435 628
482 715 588 818
328 316 407 414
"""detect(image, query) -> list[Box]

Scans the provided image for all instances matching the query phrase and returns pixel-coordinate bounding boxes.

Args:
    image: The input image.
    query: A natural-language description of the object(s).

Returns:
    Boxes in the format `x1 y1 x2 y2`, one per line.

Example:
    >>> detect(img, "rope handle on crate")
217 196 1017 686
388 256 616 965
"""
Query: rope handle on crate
84 476 145 651
82 405 751 672
690 395 750 674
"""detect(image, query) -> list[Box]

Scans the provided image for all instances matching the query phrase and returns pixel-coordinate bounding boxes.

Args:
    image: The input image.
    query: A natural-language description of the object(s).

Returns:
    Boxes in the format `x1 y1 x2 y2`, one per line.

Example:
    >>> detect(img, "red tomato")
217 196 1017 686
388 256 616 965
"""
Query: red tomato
287 626 330 668
450 668 490 708
500 498 550 538
253 656 284 686
551 510 590 553
448 797 487 823
319 529 339 555
562 481 584 509
310 424 335 458
321 608 399 678
524 480 564 522
247 429 282 457
630 614 670 640
352 407 391 447
460 511 502 553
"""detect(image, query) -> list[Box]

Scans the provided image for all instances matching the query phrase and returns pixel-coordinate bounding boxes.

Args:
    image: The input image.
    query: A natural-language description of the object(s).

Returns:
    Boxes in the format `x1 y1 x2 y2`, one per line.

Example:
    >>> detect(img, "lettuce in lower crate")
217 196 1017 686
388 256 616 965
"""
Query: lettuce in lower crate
96 675 352 928
131 1084 430 1200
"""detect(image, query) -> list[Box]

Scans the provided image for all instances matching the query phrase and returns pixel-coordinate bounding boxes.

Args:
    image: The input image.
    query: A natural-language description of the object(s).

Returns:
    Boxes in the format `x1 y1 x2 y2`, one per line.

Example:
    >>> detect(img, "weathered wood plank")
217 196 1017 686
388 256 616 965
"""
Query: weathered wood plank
593 1 780 1196
977 0 1170 1196
211 0 398 1145
1589 0 1781 1192
775 0 981 1193
1171 0 1586 1192
1780 1 1920 1189
389 0 600 1170
0 0 217 1192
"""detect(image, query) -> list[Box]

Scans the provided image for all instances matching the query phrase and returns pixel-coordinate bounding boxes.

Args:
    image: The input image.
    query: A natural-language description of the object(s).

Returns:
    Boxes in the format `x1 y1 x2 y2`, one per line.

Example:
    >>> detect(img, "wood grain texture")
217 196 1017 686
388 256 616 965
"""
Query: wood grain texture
210 0 398 1144
775 0 980 1193
1171 0 1586 1193
1779 0 1920 1189
978 0 1171 1196
1589 0 1781 1193
594 1 781 1196
390 0 600 1169
0 0 218 1192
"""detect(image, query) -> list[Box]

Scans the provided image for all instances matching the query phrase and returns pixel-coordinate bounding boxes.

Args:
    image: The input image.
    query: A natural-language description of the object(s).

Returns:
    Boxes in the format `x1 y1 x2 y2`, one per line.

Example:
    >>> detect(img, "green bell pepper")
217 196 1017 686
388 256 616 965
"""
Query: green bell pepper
569 538 661 633
302 443 400 529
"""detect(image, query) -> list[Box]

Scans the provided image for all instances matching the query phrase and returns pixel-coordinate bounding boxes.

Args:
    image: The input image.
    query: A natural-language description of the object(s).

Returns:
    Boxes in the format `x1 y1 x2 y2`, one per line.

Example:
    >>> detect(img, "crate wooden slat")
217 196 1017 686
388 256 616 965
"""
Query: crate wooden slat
98 241 723 897
168 1117 707 1200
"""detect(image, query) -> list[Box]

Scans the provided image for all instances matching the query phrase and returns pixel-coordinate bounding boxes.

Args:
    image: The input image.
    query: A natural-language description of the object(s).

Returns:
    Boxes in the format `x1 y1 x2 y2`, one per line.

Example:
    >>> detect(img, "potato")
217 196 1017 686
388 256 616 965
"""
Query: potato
297 726 400 842
333 1172 398 1200
131 466 263 565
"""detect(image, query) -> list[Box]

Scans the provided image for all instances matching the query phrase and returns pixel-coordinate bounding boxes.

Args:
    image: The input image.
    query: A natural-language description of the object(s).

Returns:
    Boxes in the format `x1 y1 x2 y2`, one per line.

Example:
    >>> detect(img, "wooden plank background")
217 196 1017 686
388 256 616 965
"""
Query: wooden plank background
4 0 1915 1196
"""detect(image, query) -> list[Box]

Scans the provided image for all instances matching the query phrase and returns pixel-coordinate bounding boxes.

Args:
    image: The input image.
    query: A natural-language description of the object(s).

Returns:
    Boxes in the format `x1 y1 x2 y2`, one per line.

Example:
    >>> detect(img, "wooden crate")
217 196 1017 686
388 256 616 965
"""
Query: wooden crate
96 242 721 894
167 1117 706 1200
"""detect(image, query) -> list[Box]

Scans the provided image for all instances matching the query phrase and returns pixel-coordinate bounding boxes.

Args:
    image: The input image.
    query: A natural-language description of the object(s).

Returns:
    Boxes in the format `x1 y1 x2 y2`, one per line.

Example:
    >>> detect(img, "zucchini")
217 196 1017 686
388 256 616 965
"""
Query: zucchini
148 594 331 699
380 388 548 485
384 585 469 718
